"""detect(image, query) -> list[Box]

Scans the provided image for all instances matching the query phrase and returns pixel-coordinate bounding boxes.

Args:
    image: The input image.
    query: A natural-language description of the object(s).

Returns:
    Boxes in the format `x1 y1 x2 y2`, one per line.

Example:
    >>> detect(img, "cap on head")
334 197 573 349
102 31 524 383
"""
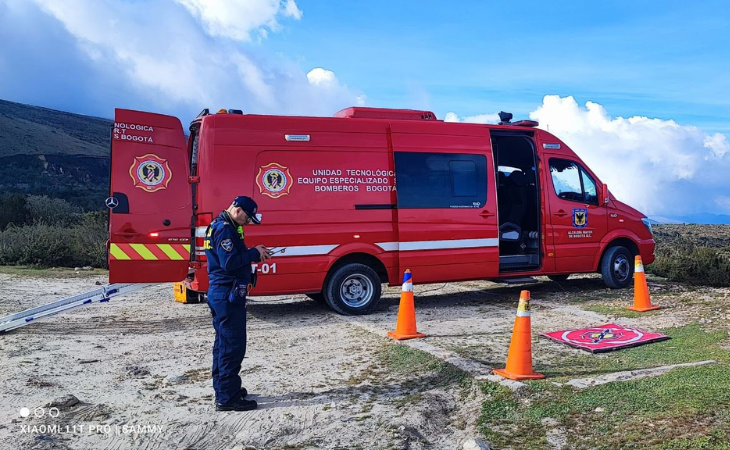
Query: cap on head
232 196 260 224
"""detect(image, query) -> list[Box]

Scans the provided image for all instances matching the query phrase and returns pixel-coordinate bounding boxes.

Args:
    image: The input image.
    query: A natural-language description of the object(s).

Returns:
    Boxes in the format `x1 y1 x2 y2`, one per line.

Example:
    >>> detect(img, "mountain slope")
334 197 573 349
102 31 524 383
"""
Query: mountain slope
0 99 111 157
0 99 112 210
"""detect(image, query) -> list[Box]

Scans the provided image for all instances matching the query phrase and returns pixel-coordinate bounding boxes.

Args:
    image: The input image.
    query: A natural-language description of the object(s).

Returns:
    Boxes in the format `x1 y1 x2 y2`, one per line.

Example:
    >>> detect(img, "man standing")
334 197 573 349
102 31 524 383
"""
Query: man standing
204 196 271 411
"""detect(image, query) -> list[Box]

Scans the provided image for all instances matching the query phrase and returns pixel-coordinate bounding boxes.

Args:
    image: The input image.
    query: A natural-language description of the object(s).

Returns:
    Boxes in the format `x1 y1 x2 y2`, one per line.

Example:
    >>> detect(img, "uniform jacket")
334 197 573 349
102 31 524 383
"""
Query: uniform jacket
204 211 261 288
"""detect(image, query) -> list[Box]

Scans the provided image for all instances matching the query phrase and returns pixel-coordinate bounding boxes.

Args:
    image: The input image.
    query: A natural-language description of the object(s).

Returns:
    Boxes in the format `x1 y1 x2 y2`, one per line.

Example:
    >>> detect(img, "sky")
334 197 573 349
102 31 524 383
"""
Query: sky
1 0 729 221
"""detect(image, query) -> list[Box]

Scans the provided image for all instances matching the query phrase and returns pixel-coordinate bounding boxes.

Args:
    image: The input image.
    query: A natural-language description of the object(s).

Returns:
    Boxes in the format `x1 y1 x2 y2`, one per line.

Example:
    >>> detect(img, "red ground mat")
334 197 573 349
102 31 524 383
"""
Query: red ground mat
540 323 670 353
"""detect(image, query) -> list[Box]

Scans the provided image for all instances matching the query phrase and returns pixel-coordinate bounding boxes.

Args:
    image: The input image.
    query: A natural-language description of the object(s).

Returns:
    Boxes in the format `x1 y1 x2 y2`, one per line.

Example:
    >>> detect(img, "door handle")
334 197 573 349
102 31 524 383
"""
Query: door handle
114 231 142 238
554 210 568 218
479 210 495 218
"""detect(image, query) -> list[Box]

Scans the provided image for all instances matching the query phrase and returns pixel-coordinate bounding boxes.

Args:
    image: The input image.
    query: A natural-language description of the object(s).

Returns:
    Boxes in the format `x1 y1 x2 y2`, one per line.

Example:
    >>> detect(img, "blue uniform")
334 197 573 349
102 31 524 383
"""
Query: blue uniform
204 211 261 405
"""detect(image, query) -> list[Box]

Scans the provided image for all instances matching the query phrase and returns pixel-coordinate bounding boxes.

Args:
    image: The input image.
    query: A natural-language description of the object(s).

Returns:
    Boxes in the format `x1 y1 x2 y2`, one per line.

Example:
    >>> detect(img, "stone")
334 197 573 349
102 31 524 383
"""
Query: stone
46 394 80 410
165 374 189 383
463 438 492 450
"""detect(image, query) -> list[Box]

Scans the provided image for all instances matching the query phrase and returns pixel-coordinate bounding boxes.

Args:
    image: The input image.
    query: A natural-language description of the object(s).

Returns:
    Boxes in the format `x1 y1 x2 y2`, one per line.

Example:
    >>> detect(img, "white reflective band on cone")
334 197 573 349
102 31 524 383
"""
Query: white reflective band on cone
402 282 413 292
516 310 531 317
636 263 644 273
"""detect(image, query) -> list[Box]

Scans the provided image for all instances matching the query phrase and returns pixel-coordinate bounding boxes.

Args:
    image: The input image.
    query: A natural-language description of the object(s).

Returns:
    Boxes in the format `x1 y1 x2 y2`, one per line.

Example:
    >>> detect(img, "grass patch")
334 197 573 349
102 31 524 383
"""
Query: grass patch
0 265 107 278
183 368 210 382
480 323 730 449
659 430 730 450
481 365 730 449
582 304 644 318
380 343 470 388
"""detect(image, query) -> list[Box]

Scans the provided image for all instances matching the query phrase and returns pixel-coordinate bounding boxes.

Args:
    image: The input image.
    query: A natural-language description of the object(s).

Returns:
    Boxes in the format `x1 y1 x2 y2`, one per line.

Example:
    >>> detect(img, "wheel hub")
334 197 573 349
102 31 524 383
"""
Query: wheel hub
340 274 373 308
613 255 630 281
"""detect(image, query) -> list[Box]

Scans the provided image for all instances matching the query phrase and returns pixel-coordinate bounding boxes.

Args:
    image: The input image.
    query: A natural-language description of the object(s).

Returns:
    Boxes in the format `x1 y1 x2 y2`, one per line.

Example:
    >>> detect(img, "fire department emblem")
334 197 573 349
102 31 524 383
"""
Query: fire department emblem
572 208 588 228
256 163 291 199
129 154 172 192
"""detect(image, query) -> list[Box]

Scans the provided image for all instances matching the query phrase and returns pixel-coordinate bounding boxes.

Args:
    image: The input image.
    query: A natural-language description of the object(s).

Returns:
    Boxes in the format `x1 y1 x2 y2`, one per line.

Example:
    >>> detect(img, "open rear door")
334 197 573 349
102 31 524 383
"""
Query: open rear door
108 109 192 283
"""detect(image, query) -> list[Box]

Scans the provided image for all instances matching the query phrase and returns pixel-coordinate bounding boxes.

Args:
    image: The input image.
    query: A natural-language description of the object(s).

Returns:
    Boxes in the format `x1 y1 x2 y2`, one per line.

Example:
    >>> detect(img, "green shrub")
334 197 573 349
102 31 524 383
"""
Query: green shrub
0 211 108 268
70 211 108 268
647 228 730 286
25 194 83 227
0 193 31 230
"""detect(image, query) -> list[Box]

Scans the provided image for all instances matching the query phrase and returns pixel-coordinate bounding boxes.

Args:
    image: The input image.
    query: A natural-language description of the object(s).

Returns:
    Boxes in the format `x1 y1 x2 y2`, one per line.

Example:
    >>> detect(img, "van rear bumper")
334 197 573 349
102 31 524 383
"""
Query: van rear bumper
639 238 656 265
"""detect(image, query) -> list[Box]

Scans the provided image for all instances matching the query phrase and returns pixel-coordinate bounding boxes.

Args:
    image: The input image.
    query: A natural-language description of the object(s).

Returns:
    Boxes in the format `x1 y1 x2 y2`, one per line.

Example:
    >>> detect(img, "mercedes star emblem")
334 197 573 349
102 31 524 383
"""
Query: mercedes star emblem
105 197 119 209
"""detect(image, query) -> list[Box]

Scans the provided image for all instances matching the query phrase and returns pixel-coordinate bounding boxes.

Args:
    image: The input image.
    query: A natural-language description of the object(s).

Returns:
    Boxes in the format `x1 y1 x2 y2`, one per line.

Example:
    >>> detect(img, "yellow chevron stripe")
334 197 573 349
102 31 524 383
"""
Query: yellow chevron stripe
130 243 158 260
182 244 190 253
157 244 184 260
110 244 131 260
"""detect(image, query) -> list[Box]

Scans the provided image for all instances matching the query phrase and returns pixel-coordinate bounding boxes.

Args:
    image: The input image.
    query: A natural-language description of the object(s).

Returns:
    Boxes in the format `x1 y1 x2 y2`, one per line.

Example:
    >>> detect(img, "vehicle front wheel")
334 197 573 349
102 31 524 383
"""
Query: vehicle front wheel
600 246 634 289
324 263 382 315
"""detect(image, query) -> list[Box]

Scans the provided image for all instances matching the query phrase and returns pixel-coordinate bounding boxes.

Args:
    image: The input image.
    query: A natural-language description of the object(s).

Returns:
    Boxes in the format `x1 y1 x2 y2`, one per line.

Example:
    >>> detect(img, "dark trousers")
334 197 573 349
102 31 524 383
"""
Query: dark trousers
207 287 247 405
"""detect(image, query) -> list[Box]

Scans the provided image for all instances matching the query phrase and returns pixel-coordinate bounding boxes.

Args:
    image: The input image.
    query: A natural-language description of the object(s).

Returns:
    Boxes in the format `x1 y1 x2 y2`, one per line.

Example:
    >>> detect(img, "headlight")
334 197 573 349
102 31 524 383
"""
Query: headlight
641 218 653 236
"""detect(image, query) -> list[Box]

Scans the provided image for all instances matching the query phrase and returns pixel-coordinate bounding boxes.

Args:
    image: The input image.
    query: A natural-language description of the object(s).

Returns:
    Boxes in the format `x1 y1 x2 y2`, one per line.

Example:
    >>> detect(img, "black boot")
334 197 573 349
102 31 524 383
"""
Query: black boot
216 397 257 411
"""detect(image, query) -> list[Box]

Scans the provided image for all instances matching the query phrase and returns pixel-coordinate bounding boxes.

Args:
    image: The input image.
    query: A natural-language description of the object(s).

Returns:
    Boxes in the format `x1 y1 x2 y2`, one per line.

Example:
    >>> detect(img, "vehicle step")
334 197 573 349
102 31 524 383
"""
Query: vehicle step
496 277 539 284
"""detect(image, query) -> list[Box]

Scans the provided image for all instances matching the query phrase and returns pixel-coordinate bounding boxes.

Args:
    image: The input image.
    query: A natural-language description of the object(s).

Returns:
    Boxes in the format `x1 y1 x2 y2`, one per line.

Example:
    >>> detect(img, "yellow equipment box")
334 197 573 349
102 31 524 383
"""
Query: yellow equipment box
173 282 188 303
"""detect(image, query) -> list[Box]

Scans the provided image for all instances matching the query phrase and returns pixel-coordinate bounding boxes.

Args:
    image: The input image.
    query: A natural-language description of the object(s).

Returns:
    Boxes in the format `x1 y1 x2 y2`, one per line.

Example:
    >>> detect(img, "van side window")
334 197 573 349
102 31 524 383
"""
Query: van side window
549 158 598 205
580 169 598 205
395 152 487 208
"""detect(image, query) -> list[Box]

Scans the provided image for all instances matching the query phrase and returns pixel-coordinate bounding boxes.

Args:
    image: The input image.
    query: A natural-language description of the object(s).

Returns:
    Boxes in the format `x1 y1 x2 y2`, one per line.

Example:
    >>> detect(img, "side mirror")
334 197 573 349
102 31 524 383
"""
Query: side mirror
602 183 609 205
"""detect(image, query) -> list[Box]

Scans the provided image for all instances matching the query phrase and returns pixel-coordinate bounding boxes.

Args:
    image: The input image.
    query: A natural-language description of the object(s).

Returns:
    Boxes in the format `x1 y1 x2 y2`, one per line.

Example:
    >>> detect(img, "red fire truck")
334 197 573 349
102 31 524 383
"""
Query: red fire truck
108 107 655 314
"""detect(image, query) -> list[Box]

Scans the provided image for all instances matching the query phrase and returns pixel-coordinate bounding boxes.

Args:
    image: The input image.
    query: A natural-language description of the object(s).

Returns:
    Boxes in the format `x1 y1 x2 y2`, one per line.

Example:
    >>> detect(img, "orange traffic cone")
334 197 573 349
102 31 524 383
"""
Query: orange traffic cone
493 290 545 380
388 269 426 340
627 255 660 312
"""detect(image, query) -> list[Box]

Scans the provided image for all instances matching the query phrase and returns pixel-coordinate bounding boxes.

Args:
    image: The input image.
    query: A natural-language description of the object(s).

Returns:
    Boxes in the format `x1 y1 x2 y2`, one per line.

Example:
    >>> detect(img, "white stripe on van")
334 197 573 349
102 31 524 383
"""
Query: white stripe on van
195 240 337 257
268 245 338 256
376 238 499 251
195 227 497 255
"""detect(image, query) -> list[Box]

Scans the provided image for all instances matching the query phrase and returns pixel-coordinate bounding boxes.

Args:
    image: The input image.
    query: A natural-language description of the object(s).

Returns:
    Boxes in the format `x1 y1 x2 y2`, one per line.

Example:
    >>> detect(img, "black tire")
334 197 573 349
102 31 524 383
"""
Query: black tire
306 293 326 303
186 289 202 304
548 274 570 282
324 263 382 315
600 246 634 289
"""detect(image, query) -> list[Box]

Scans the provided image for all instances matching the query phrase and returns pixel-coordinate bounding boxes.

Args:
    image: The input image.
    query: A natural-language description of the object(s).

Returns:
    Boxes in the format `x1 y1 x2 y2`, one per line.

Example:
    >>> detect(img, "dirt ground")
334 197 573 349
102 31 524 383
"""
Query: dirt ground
1 272 727 450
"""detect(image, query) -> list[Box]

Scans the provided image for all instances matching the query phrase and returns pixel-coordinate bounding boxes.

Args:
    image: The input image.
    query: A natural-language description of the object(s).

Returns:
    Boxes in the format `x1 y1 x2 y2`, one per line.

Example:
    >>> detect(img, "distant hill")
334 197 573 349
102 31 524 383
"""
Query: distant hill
0 99 111 157
650 214 730 225
674 213 730 225
0 99 112 211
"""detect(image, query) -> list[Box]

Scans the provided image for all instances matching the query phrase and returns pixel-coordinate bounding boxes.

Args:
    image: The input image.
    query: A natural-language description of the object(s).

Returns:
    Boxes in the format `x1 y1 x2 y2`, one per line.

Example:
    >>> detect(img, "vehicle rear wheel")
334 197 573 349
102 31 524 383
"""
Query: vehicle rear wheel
186 289 202 304
306 293 326 303
324 263 382 315
548 274 570 282
600 246 634 289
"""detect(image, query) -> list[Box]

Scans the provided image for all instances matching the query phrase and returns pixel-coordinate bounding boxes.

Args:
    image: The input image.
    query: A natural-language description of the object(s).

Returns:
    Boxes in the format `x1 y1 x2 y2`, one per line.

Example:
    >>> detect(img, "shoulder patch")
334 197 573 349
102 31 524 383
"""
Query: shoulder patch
221 239 233 252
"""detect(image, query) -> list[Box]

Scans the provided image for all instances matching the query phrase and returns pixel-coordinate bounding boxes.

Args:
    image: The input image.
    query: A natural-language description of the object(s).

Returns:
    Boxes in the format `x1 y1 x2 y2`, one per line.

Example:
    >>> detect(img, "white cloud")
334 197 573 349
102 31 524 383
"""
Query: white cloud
306 68 337 86
445 96 730 217
22 0 361 117
444 112 500 124
175 0 301 42
704 133 728 159
528 95 730 217
283 0 303 20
